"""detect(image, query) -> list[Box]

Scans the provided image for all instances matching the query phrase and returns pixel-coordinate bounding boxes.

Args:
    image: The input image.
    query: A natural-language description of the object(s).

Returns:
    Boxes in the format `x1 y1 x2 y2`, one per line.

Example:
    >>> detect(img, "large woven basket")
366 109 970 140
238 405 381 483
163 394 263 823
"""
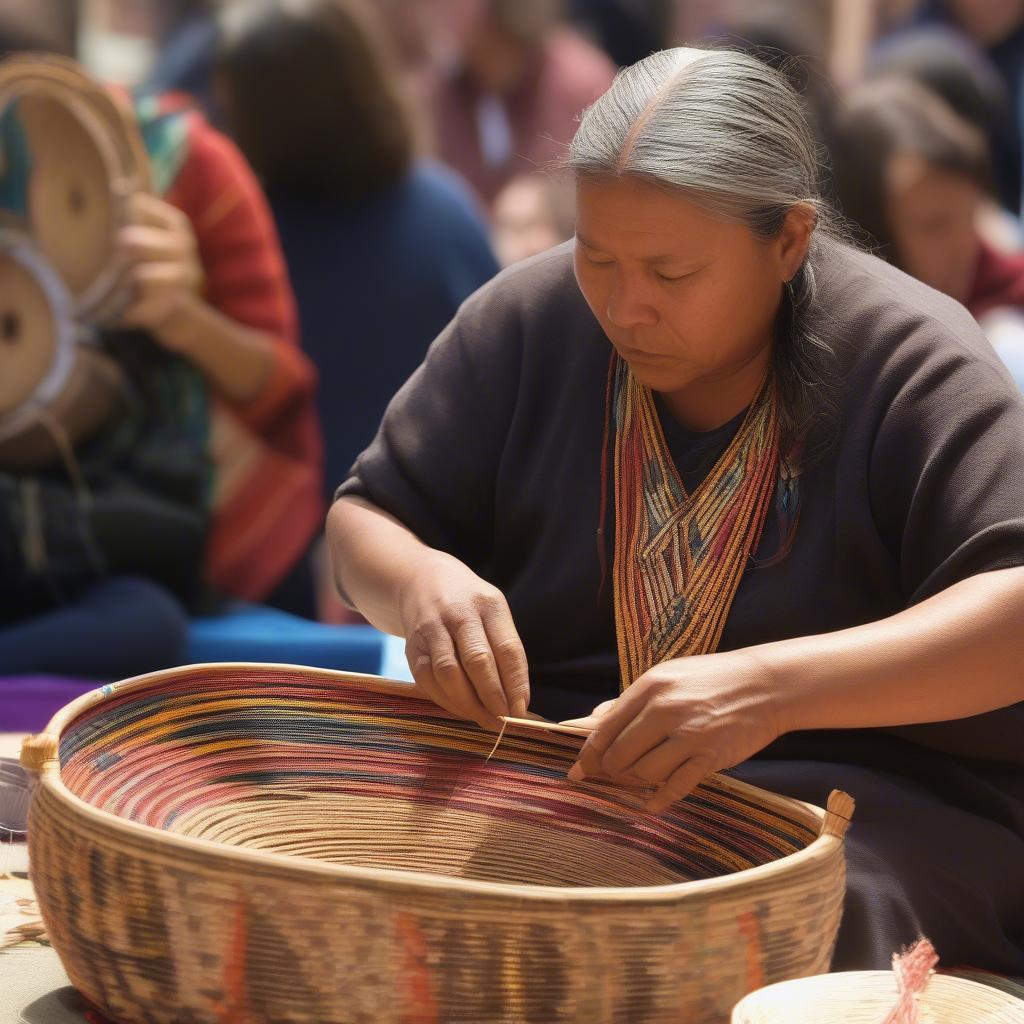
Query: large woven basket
22 663 854 1024
731 970 1024 1022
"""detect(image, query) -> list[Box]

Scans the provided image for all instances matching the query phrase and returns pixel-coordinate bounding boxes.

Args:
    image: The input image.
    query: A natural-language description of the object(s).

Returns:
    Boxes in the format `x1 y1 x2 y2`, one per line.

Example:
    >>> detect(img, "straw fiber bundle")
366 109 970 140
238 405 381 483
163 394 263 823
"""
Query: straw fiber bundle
731 970 1024 1022
23 663 854 1024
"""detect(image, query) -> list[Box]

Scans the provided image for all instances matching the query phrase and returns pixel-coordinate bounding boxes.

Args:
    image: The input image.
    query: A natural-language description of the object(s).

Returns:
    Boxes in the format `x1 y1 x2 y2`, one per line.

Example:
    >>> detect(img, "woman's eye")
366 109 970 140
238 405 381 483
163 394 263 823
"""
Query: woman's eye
586 253 613 266
656 270 690 282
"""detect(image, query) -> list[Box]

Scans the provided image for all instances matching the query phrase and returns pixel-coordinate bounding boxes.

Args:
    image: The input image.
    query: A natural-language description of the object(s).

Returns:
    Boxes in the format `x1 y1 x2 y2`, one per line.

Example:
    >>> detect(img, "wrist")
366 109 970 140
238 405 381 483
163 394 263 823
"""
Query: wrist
738 642 802 738
392 545 453 612
149 293 207 354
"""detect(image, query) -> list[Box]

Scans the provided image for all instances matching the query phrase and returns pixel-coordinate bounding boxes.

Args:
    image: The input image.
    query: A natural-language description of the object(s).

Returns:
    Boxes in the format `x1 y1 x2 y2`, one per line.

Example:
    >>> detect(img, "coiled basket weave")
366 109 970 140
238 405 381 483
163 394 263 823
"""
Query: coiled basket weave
731 971 1024 1022
22 663 854 1024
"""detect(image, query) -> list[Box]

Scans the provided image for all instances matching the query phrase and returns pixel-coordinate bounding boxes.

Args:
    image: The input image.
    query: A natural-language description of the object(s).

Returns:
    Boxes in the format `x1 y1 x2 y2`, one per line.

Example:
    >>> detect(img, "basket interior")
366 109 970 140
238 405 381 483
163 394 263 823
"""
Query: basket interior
57 669 819 888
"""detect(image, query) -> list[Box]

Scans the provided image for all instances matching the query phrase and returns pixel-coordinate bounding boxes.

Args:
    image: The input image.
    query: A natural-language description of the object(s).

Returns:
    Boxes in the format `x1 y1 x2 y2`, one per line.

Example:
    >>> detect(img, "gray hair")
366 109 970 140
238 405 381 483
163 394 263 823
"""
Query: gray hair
569 46 845 462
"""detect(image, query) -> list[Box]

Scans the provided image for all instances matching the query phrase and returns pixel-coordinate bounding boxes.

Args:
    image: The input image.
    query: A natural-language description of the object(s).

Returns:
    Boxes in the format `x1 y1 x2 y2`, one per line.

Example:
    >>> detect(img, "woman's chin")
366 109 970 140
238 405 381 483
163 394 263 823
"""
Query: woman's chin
622 358 693 392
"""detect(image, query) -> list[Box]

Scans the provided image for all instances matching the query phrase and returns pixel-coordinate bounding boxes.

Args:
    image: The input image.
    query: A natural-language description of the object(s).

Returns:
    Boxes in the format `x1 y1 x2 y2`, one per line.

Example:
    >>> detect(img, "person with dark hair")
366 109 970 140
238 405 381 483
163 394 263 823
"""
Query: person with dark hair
568 0 669 68
831 74 1024 386
869 25 1022 218
329 48 1024 974
215 0 499 518
427 0 616 205
0 50 324 675
894 0 1024 212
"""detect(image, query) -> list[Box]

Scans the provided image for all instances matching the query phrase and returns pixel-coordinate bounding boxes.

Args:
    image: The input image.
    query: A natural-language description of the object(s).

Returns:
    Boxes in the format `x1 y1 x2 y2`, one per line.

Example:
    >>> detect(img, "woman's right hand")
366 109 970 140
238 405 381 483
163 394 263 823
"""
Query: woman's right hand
397 549 530 729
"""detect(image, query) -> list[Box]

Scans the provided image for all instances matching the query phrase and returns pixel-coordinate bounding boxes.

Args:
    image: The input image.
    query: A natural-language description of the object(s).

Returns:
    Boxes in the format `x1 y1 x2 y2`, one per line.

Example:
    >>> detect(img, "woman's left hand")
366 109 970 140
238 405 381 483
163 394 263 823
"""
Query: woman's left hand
561 651 785 814
115 192 203 340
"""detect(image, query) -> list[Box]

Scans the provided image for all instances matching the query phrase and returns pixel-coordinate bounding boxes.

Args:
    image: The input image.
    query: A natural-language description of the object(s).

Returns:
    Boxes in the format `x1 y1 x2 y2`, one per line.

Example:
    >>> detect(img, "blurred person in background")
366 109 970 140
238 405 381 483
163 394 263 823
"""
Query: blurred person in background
869 25 1023 231
146 0 222 123
0 41 323 676
0 0 75 55
891 0 1024 211
426 0 616 206
216 0 499 617
567 0 669 68
492 172 575 266
831 75 1024 389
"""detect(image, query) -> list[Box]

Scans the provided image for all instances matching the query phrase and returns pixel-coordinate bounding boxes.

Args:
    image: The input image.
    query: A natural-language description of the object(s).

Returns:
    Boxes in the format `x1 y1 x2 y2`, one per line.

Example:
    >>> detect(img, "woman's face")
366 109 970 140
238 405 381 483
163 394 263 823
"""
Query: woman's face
573 175 802 398
885 153 982 304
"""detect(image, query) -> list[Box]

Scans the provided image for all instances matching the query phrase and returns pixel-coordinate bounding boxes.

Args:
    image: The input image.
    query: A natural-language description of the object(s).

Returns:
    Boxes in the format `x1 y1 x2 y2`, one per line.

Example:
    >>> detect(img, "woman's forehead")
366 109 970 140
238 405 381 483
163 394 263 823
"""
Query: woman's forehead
575 176 742 260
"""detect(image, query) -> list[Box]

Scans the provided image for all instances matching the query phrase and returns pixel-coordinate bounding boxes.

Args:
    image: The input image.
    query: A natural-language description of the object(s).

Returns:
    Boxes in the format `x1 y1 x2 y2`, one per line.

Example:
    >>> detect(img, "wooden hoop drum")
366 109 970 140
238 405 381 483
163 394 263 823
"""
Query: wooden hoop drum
0 230 122 470
0 53 151 323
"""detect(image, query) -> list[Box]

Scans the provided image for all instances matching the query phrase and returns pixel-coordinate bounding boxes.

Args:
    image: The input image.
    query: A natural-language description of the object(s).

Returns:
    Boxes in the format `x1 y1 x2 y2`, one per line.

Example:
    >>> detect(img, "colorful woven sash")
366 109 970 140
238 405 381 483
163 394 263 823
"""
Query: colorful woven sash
610 355 782 687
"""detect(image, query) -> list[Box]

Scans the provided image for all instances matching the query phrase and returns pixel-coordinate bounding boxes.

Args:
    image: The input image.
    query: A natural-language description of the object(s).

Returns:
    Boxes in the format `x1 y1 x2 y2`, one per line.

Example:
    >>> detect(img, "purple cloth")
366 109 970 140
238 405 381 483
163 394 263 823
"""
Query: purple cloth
0 676 100 733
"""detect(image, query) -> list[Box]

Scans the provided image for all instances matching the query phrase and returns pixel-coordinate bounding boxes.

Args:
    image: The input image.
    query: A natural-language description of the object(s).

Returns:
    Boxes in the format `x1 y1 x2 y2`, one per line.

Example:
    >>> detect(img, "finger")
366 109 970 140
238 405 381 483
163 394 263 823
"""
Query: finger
417 620 501 729
646 756 715 815
596 706 671 778
480 599 530 717
126 191 189 229
626 736 691 785
119 224 189 261
559 699 617 729
449 613 510 720
126 261 196 287
406 643 468 721
568 688 648 780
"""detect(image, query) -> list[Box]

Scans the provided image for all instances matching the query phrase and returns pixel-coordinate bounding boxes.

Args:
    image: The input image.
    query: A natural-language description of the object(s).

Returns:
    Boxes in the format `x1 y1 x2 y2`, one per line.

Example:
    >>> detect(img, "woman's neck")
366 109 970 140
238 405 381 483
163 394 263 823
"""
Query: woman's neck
658 341 773 432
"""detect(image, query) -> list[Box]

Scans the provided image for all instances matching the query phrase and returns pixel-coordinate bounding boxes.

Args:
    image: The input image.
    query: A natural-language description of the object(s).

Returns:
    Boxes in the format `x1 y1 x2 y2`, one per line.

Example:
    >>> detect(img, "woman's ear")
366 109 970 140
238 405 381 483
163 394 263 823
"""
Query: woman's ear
777 203 817 282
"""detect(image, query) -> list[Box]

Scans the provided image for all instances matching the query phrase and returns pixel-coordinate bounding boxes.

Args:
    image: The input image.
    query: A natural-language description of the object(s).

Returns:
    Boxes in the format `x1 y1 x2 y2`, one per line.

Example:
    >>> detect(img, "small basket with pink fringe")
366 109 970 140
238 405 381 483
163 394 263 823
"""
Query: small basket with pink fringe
732 941 1024 1023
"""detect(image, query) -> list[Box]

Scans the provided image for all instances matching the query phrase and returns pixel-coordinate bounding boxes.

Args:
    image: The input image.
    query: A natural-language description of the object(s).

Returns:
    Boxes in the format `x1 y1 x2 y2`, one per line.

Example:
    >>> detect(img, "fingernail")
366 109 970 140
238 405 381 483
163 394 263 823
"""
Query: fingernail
567 763 584 782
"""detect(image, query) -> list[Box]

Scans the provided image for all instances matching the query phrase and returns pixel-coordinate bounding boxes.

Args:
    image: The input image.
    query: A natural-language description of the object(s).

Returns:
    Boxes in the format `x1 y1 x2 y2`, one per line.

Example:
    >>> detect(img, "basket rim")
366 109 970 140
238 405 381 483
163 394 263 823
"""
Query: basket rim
29 661 848 905
731 969 1024 1012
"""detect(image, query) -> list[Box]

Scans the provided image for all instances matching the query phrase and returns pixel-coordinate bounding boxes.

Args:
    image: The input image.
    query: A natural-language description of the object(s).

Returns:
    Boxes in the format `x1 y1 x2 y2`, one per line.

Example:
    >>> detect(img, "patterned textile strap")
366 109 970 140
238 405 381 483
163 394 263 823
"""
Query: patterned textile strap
611 354 781 688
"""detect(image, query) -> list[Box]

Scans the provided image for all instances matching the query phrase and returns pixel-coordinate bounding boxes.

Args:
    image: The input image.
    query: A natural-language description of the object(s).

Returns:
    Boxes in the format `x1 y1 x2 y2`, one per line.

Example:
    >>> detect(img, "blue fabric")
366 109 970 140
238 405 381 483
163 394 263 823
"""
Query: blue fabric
145 13 222 125
0 576 188 679
185 602 386 673
269 161 499 498
0 602 391 732
994 335 1024 391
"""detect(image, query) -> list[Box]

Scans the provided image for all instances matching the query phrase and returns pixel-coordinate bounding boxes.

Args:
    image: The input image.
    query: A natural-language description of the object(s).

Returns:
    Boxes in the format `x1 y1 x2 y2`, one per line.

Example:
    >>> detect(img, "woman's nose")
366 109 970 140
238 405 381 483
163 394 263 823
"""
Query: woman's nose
606 276 659 328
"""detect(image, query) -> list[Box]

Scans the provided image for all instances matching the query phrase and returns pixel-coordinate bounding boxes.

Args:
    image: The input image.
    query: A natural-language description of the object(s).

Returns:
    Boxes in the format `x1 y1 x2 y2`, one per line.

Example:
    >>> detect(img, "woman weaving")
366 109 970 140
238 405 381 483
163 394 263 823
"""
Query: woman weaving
329 48 1024 974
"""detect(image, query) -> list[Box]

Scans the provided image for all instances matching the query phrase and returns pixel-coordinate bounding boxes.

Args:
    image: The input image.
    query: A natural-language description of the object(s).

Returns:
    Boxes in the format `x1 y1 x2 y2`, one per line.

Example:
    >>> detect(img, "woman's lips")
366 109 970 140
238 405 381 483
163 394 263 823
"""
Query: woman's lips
616 343 674 361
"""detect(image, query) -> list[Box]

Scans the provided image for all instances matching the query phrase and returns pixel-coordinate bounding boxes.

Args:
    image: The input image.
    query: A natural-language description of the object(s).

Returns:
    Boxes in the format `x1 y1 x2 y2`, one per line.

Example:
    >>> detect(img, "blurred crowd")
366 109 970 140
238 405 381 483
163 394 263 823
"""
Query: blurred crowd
3 0 1024 675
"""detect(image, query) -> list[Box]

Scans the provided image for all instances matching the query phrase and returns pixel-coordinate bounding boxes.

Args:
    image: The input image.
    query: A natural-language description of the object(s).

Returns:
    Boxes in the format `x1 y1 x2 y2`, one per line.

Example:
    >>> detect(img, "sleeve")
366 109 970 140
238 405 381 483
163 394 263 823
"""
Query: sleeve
868 322 1024 604
335 281 523 569
166 114 317 435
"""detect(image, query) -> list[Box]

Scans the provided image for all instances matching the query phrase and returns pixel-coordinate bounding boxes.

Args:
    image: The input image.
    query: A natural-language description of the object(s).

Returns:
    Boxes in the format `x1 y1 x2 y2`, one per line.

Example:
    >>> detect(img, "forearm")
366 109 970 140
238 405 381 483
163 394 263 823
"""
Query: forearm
756 567 1024 734
326 496 437 635
155 295 275 403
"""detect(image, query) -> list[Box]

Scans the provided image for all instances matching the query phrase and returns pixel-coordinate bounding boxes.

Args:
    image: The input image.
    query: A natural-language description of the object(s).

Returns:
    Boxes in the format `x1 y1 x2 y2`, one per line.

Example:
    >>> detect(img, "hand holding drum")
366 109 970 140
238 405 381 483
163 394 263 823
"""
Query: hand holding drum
115 193 203 339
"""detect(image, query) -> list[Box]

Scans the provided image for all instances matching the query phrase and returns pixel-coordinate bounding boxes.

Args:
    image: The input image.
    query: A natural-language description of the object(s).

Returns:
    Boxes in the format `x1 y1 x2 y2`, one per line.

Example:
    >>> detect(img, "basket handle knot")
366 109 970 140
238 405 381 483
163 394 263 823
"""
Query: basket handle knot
20 733 59 776
821 790 855 839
